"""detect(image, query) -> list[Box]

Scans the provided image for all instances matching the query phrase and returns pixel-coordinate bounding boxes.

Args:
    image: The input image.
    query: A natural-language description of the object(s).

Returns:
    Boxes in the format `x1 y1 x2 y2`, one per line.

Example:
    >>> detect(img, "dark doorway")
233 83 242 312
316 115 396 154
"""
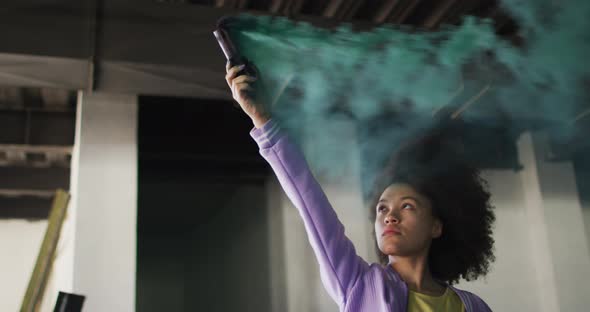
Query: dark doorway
136 96 271 312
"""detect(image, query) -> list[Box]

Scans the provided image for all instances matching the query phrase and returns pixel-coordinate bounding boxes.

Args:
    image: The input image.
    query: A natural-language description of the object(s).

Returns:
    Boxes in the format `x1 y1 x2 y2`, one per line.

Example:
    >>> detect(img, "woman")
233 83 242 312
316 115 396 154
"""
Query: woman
225 63 495 312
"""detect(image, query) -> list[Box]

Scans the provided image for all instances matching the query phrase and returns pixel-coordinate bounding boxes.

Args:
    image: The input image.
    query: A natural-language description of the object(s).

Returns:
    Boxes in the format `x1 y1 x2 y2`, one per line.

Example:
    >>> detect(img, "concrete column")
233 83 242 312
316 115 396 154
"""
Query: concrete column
518 132 590 311
43 92 138 312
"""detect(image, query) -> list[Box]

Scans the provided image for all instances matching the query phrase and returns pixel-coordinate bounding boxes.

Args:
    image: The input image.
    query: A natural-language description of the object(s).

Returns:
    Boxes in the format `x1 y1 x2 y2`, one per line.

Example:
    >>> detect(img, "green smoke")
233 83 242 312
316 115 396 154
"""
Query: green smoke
223 0 589 183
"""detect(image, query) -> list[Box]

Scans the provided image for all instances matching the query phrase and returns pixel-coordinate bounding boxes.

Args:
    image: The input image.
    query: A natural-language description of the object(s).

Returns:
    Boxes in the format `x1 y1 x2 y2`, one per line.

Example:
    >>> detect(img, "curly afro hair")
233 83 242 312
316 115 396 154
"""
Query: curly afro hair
368 126 496 285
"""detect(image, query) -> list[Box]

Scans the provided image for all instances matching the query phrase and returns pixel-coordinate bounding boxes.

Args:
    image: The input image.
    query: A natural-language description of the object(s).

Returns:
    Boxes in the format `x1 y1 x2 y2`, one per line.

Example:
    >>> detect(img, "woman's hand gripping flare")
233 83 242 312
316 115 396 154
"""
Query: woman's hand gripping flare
225 62 271 129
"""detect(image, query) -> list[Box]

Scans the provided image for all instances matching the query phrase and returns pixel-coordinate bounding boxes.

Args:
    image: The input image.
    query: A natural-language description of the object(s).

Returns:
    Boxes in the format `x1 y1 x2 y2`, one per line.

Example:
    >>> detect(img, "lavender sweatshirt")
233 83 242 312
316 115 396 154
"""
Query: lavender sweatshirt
251 120 492 312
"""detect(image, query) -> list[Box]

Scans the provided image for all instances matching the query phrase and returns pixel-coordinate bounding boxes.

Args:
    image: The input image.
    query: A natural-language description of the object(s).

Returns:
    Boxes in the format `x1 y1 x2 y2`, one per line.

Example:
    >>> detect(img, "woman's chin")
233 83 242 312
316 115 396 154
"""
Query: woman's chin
380 244 402 257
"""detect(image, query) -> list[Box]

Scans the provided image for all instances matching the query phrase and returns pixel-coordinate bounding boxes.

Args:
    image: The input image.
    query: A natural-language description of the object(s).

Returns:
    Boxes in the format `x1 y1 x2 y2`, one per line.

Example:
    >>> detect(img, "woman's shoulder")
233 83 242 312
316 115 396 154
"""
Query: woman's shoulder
448 286 492 312
349 263 408 299
362 262 406 285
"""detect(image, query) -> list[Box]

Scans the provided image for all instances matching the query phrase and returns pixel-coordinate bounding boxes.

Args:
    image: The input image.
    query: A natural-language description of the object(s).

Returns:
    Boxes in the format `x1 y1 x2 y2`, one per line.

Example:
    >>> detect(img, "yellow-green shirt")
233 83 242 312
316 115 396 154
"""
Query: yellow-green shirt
407 287 465 312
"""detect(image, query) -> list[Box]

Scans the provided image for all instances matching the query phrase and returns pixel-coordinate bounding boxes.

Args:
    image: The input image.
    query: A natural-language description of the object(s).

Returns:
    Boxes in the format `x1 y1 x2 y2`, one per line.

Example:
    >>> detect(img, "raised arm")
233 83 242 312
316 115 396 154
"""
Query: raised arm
225 64 369 306
251 120 369 305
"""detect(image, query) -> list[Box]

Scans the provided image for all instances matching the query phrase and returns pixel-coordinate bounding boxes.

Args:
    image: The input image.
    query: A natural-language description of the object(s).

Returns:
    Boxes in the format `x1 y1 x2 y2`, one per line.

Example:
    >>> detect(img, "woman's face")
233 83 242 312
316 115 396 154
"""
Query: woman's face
374 183 442 259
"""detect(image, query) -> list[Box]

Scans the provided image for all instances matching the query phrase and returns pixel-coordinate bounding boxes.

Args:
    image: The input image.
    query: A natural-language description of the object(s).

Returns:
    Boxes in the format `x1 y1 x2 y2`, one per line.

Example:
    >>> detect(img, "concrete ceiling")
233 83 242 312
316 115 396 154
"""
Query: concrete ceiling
3 0 588 220
0 0 518 97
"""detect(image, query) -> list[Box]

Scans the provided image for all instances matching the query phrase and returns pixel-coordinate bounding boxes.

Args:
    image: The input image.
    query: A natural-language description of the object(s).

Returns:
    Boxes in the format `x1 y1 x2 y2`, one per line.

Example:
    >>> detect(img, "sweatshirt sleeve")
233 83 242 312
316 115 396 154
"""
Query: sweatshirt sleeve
250 120 369 307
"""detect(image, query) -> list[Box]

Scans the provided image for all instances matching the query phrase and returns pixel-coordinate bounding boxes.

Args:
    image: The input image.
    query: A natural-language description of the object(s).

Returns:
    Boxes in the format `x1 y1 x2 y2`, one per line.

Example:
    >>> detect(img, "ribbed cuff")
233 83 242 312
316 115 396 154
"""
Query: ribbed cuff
250 119 282 149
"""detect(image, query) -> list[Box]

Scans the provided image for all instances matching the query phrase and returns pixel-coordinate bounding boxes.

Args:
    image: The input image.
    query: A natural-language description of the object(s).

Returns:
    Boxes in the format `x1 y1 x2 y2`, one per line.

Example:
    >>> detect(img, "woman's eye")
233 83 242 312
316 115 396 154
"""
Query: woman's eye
402 203 414 210
377 205 387 212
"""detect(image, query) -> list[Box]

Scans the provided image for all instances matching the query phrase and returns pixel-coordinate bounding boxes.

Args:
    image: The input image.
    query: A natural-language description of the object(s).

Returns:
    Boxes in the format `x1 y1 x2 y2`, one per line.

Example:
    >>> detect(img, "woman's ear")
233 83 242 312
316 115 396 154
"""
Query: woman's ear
432 219 443 239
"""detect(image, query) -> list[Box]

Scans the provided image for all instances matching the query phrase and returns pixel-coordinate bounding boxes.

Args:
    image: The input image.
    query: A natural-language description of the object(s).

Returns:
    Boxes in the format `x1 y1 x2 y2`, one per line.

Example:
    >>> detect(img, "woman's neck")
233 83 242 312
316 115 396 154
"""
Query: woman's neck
389 255 446 296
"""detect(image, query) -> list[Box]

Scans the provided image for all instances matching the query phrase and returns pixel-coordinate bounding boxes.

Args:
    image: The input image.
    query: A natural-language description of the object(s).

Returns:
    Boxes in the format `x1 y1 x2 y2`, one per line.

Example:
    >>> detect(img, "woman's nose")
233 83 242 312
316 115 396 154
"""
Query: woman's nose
384 213 399 224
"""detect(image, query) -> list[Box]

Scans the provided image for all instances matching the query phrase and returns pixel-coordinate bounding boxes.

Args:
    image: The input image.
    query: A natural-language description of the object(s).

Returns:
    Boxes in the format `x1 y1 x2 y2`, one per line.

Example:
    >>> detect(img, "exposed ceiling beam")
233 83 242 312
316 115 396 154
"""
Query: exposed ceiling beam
0 188 54 199
0 144 71 168
373 0 399 24
269 0 285 14
391 0 421 24
237 0 249 9
39 88 72 108
0 53 88 90
0 196 52 219
0 0 520 98
0 87 24 108
0 2 236 97
423 0 456 29
321 0 364 21
290 0 306 15
323 0 346 18
0 1 370 98
339 0 365 21
0 166 69 190
270 0 304 15
445 1 478 25
0 144 72 154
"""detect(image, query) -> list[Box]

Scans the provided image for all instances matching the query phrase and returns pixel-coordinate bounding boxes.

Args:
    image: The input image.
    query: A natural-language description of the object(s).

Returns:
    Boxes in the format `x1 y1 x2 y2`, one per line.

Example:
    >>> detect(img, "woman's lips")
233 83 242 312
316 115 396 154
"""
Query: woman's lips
382 228 402 236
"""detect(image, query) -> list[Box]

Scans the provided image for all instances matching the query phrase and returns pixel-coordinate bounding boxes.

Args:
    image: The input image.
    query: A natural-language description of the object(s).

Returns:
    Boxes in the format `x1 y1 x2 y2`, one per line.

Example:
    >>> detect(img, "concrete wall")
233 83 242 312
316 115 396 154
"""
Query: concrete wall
455 169 541 311
0 220 47 311
517 133 590 311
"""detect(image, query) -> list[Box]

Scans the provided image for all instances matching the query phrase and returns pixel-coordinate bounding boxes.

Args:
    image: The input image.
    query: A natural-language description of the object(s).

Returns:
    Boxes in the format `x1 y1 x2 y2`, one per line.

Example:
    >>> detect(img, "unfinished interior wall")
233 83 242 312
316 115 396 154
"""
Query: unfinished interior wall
455 169 541 311
461 133 590 311
515 133 590 311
